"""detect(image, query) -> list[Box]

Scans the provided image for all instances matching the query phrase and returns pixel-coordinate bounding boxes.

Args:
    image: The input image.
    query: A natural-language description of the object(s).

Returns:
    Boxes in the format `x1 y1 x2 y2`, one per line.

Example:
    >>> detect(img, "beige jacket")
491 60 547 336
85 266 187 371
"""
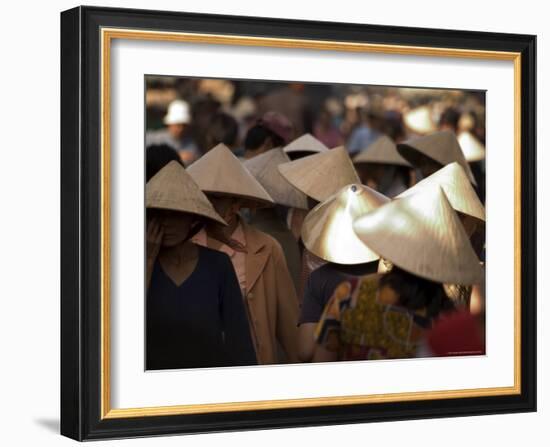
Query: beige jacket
239 221 300 364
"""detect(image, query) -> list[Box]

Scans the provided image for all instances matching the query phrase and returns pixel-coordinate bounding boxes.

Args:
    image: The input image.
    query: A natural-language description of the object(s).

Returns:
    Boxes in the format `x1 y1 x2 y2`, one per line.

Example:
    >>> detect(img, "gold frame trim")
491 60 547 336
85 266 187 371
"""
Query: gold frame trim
100 28 522 420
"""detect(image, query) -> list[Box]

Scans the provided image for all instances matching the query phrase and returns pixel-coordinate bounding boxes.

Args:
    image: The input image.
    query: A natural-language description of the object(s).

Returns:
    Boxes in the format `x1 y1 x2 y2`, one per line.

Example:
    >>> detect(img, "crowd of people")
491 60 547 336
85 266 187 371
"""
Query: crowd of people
144 79 487 370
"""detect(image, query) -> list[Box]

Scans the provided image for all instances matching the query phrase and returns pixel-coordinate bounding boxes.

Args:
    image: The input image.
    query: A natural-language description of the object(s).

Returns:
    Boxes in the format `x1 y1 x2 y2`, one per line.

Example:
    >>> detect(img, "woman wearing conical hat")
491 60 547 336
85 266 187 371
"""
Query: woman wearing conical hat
187 143 300 365
145 161 257 370
353 135 412 197
362 186 485 358
278 146 362 302
395 162 486 307
313 187 483 362
297 183 390 362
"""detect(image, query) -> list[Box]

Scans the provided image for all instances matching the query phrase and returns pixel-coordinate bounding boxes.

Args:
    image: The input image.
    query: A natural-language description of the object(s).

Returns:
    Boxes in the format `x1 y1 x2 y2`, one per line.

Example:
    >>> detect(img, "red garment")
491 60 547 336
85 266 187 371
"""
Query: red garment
426 311 485 357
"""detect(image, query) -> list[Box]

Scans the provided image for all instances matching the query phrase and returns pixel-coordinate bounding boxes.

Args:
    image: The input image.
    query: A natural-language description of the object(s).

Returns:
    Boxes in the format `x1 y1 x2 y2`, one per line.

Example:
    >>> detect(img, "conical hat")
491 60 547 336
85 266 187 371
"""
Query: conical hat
397 130 476 185
146 160 226 225
396 162 485 222
403 106 436 134
353 135 411 167
353 187 483 285
243 148 308 209
278 146 360 202
458 131 486 162
283 133 329 155
302 184 390 264
187 143 274 207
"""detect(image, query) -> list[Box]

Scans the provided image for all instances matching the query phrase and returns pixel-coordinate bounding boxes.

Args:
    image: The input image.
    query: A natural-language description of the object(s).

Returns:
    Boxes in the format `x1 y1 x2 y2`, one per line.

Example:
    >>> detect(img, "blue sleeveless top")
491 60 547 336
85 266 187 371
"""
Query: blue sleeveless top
146 245 257 370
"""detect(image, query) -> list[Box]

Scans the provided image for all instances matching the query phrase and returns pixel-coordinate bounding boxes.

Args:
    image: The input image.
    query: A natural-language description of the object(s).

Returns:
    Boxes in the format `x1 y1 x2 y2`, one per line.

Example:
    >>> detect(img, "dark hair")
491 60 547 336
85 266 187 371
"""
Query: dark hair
206 112 239 149
394 165 411 187
244 124 285 150
383 110 406 142
146 144 182 182
379 266 454 321
439 107 461 131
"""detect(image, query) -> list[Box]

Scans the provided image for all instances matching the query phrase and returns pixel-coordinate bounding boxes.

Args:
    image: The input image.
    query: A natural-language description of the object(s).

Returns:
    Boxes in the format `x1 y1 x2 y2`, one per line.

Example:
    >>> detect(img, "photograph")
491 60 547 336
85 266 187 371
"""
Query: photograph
59 6 536 440
144 76 487 370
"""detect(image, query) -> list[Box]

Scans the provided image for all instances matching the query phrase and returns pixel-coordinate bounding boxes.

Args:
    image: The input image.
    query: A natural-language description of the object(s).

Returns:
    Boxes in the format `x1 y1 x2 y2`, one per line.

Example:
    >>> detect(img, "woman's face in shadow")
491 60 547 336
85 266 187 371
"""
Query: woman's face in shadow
208 196 242 226
355 163 386 189
419 158 443 179
149 209 195 247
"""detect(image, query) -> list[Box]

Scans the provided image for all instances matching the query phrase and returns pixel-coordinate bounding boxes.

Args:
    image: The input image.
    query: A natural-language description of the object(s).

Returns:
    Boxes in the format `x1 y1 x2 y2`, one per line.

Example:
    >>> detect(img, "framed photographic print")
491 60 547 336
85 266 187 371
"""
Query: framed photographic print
60 5 536 441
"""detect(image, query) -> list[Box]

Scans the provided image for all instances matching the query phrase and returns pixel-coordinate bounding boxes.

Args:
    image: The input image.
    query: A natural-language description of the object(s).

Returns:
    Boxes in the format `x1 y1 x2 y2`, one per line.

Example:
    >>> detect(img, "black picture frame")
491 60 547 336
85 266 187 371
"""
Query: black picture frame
61 5 536 441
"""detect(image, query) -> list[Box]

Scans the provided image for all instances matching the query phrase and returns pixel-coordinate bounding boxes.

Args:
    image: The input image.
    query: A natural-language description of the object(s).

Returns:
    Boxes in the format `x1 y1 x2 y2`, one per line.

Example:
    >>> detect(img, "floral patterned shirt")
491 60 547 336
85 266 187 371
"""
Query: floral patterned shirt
315 274 421 361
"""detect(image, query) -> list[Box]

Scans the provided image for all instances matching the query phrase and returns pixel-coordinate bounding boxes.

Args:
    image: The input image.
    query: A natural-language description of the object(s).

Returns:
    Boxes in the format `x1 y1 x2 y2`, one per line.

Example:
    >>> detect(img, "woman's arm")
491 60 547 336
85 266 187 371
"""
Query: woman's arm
298 323 316 362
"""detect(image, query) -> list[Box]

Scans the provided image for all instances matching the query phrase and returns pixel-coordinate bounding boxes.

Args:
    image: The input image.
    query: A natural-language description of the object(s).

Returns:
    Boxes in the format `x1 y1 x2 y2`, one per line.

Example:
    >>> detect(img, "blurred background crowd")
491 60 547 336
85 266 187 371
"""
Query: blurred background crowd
145 77 485 186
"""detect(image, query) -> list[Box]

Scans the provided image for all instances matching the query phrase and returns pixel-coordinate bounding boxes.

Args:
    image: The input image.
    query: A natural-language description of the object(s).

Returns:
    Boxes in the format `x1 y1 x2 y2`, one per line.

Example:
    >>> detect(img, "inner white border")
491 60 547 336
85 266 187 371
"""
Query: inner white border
110 37 515 409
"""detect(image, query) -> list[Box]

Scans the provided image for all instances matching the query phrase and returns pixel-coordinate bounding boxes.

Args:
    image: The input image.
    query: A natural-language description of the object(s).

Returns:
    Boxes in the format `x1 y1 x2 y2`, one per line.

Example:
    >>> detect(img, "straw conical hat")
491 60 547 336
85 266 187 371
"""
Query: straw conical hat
353 135 411 167
243 148 308 209
458 131 486 162
283 133 329 156
397 130 476 185
146 161 226 225
396 162 485 222
278 146 360 202
403 106 436 135
187 143 274 206
353 187 483 285
302 184 390 264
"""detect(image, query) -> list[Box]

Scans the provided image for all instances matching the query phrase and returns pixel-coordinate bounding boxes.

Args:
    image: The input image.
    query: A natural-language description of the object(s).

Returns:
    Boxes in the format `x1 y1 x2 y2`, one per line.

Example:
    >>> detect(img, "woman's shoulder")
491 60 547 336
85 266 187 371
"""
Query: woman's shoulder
195 244 233 268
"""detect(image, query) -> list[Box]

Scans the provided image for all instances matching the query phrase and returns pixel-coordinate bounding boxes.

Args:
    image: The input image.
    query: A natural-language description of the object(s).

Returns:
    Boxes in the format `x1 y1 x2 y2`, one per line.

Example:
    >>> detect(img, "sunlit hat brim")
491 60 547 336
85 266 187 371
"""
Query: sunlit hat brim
302 183 390 264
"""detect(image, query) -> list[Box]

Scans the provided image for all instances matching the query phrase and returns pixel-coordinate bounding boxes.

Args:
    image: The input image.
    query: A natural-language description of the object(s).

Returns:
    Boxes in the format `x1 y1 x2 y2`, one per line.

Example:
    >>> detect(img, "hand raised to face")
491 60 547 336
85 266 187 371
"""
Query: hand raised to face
146 217 164 261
